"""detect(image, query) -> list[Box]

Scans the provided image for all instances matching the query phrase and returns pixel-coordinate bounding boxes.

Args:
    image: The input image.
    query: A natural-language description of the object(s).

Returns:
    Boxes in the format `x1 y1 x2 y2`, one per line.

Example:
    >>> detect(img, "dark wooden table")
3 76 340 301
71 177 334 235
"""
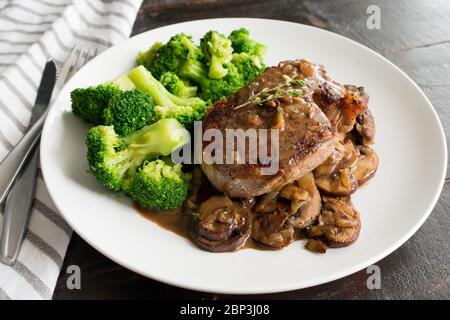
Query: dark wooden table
53 0 450 299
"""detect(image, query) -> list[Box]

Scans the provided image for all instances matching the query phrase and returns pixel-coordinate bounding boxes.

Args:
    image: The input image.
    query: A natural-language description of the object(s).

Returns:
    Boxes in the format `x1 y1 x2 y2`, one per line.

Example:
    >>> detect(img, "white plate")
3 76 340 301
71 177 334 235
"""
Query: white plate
41 18 447 294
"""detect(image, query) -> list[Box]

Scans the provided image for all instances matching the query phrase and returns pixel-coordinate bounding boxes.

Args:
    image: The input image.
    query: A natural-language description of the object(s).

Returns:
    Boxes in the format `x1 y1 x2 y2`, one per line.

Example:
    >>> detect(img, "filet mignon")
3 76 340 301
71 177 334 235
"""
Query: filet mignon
201 60 336 198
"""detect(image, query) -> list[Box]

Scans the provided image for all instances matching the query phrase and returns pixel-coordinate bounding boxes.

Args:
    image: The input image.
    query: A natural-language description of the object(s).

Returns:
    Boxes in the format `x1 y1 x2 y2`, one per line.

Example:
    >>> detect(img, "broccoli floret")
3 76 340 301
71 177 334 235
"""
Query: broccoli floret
72 76 156 135
159 71 197 97
200 31 233 79
128 66 208 129
231 52 266 84
229 28 266 58
127 159 190 210
86 118 190 192
71 84 120 125
104 90 155 136
179 58 245 102
136 42 163 68
141 34 203 80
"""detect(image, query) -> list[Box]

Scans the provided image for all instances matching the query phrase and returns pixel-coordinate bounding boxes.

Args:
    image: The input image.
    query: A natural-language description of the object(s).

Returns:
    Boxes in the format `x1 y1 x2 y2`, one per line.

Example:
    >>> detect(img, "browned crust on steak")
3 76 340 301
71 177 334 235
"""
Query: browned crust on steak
201 60 336 198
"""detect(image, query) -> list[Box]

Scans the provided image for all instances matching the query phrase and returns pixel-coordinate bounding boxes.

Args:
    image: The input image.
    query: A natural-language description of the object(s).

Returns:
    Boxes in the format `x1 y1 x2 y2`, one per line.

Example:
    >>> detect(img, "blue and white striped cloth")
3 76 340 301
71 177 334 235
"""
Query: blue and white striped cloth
0 0 143 300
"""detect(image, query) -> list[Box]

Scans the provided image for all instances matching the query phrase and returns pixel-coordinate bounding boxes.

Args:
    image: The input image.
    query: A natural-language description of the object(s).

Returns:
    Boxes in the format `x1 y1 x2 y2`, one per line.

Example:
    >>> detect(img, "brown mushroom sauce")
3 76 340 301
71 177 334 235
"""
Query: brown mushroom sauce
136 136 377 254
136 160 373 254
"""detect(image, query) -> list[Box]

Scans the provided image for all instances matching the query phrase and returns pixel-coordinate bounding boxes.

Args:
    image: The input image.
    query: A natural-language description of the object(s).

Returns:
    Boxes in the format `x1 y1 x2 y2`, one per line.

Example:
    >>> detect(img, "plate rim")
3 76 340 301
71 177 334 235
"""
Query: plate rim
40 17 448 294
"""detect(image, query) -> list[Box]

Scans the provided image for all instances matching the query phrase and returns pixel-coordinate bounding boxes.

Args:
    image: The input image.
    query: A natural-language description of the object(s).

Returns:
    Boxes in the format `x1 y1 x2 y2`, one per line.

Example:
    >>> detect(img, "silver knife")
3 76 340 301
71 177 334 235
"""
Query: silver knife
0 61 57 265
0 61 57 205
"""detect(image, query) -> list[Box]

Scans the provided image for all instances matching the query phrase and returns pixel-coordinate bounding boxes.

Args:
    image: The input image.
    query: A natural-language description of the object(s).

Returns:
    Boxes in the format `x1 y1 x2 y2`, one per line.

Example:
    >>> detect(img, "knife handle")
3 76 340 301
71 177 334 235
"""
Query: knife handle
0 114 45 204
1 144 39 265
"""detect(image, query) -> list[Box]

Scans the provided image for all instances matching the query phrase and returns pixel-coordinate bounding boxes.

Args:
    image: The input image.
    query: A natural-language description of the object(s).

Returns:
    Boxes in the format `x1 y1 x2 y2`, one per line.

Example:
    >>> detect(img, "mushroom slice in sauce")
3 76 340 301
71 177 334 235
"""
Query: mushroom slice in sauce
314 140 359 196
190 195 251 252
254 173 322 231
305 238 328 254
353 145 378 185
252 209 294 248
355 109 375 146
285 172 322 229
307 198 361 248
254 191 280 214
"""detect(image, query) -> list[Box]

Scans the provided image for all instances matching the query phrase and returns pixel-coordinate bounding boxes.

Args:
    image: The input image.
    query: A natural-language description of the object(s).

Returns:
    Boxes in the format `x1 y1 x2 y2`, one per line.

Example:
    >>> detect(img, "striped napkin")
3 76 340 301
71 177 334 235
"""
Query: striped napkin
0 0 143 300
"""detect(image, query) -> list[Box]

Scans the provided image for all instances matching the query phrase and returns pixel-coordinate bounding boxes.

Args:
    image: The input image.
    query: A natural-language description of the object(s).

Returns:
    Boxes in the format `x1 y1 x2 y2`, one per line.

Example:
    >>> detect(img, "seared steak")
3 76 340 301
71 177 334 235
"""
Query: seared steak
201 60 336 198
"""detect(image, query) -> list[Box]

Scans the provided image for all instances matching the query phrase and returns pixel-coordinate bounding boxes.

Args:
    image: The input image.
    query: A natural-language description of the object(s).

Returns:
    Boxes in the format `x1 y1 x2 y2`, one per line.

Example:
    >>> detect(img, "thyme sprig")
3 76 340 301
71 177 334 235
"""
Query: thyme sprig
234 78 306 110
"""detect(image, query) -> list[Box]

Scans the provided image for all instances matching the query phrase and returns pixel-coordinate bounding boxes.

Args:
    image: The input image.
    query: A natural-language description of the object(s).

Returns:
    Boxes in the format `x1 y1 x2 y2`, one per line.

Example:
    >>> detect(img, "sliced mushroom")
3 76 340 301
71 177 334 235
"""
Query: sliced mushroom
289 186 321 229
305 238 328 254
279 183 309 214
254 173 322 231
355 109 375 145
307 198 361 247
252 209 294 248
353 145 378 185
314 140 359 196
191 195 251 252
288 173 322 229
254 191 279 213
240 197 256 209
314 168 358 196
321 194 351 203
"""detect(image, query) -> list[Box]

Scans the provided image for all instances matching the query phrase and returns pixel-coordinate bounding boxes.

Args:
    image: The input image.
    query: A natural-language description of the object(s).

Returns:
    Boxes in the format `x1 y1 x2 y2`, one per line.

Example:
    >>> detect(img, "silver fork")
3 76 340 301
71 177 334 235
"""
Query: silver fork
0 46 97 265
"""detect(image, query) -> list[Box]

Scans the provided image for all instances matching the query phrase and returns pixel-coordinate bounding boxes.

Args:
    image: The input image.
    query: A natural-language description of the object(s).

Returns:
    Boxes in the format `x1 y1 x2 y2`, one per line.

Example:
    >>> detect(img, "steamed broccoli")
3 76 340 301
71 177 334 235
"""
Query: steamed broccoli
231 52 265 84
135 30 266 103
71 84 120 125
179 58 247 102
127 159 190 210
104 90 155 136
229 28 266 58
159 71 197 97
86 118 190 193
136 42 163 68
128 66 208 129
71 76 155 136
178 30 265 101
138 34 203 80
200 31 233 79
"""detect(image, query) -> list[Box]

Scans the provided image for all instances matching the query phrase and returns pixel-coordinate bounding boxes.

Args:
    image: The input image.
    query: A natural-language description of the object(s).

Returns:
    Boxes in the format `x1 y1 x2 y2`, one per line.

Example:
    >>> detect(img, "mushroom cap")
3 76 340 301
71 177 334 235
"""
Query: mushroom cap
356 109 376 146
288 172 322 229
191 195 252 252
307 198 361 247
314 140 359 196
353 145 378 186
252 209 294 248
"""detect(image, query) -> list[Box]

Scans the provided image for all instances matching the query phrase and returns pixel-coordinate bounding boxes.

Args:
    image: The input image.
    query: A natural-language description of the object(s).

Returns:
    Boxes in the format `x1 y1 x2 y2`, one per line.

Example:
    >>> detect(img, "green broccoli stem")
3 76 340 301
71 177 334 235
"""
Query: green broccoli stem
209 55 228 79
183 85 198 97
128 65 204 107
178 59 210 88
124 118 190 157
128 66 178 108
180 36 200 57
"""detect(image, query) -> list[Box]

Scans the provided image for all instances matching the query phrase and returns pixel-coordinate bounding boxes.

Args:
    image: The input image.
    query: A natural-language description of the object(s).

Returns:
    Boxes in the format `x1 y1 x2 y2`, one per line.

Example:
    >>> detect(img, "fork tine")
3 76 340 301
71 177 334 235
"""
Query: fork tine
71 47 87 77
83 46 97 66
52 46 98 101
53 46 80 93
90 47 98 61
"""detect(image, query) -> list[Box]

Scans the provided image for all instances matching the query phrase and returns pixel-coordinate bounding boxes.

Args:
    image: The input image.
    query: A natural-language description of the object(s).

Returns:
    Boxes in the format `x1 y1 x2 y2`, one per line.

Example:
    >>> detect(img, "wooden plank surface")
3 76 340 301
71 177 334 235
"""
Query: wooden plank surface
53 0 450 299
